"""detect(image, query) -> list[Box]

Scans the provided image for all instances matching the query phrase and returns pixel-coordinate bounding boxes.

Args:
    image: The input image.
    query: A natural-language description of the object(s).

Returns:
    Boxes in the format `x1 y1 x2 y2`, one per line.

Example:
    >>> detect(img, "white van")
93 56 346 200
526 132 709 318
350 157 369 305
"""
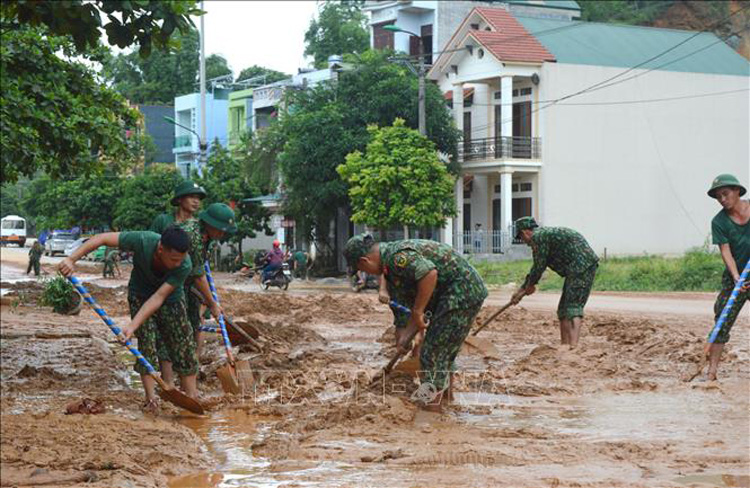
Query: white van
1 215 27 247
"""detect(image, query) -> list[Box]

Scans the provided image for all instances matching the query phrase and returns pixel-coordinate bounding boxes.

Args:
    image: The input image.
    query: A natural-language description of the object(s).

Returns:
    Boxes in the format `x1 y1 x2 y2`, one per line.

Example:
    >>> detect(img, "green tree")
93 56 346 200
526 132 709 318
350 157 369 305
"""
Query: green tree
205 54 232 81
304 0 369 67
278 49 459 246
1 26 140 183
236 65 289 84
1 0 201 57
194 141 272 254
113 164 183 230
101 28 199 104
237 126 285 194
337 119 456 231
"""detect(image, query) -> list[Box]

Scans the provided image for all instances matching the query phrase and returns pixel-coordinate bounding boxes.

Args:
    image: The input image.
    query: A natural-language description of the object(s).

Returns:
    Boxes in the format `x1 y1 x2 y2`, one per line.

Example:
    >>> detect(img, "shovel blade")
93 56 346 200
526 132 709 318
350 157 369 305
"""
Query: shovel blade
158 387 205 415
217 363 241 395
235 359 255 391
464 336 502 360
393 356 421 378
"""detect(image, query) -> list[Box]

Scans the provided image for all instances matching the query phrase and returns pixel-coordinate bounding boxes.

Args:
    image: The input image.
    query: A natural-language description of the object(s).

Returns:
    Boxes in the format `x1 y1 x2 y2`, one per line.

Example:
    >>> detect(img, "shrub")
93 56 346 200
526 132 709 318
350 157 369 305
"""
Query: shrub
41 276 80 314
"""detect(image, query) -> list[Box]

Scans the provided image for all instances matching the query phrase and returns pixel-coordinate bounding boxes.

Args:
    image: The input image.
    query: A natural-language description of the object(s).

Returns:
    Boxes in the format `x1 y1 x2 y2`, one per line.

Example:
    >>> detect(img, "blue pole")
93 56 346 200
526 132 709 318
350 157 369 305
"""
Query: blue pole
203 261 235 363
388 300 411 315
708 260 750 343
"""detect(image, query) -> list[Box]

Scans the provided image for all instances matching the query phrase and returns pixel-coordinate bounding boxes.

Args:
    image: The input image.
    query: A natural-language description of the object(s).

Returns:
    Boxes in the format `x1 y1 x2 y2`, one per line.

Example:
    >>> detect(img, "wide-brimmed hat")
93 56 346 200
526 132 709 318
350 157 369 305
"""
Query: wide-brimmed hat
514 216 538 238
198 203 237 234
707 174 747 198
171 180 207 206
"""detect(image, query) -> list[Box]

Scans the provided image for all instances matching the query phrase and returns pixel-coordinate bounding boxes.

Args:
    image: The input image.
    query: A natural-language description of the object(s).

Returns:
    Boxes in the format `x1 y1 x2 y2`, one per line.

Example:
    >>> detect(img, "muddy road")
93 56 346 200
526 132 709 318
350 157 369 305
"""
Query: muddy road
1 252 748 488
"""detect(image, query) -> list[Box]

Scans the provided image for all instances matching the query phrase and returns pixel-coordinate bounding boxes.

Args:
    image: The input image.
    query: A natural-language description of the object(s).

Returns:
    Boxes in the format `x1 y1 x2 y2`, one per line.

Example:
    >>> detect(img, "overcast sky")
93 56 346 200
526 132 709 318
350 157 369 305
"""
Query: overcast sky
199 1 322 77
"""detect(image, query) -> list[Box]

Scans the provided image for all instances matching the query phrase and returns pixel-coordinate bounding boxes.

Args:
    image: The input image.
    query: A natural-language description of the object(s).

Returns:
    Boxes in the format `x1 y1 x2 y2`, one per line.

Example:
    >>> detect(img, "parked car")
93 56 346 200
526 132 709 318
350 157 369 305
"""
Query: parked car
45 231 76 256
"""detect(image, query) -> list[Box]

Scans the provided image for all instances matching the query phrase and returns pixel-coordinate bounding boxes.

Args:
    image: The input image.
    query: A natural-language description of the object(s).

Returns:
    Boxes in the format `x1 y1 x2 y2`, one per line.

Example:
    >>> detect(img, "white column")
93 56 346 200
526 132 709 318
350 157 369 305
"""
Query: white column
453 176 464 252
500 170 513 233
500 76 513 153
452 82 464 134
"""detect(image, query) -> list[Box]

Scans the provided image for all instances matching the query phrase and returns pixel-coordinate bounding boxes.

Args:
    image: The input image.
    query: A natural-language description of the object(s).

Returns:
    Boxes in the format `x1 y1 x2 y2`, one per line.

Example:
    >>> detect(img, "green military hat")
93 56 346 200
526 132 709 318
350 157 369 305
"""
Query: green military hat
199 203 237 233
707 174 746 198
170 180 207 206
343 233 376 270
514 216 539 238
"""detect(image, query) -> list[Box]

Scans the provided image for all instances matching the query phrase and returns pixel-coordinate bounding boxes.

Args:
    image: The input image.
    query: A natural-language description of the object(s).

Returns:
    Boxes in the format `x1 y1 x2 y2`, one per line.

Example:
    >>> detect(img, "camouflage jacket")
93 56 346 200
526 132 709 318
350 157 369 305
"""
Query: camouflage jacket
177 218 209 280
522 227 598 288
380 239 488 327
29 243 43 260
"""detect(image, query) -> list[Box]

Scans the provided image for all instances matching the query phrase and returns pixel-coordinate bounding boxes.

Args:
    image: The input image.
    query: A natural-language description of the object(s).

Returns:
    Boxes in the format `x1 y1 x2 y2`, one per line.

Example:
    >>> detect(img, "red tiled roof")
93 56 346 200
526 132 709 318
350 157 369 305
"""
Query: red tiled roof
471 7 555 64
444 87 475 100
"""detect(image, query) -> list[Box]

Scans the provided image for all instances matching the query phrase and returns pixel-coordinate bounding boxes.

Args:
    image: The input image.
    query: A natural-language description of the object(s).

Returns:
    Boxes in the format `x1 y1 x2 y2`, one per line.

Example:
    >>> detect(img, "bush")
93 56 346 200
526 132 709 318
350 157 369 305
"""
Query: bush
41 276 80 314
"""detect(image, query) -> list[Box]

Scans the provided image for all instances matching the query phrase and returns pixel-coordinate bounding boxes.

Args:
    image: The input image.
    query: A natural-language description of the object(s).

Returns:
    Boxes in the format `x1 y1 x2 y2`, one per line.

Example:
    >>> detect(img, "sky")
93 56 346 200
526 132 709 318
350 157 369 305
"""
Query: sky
199 1 321 77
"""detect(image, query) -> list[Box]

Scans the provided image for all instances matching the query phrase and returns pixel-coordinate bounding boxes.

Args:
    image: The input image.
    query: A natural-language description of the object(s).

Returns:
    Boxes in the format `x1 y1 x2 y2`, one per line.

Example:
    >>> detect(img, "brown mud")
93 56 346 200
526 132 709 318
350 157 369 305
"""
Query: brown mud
1 277 748 487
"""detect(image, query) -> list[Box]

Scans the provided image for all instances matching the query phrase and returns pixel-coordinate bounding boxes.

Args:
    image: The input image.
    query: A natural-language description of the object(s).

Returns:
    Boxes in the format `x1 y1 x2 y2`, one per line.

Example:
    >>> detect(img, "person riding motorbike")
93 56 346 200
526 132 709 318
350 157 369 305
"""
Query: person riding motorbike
262 240 285 284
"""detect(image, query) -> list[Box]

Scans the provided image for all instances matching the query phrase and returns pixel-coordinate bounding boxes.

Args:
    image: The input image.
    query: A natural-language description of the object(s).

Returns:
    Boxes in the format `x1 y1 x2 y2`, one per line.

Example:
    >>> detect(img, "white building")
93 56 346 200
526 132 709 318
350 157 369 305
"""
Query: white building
424 6 749 256
172 89 229 177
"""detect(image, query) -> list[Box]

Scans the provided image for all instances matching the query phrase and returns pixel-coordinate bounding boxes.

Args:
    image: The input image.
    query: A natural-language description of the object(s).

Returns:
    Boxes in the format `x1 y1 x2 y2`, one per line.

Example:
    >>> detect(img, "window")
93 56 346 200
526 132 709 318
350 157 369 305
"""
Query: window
421 24 433 65
494 91 502 100
470 23 479 30
373 21 395 50
520 182 532 192
512 183 519 192
1 220 25 230
477 48 484 59
520 87 532 96
494 184 501 193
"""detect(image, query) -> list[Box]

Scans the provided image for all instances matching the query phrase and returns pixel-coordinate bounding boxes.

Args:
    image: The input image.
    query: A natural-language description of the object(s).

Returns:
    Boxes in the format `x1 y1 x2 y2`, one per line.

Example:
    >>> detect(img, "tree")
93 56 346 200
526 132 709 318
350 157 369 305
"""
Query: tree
113 164 184 230
101 28 200 104
278 49 459 246
337 119 456 231
236 65 289 84
304 0 369 67
205 54 232 81
237 126 285 195
1 0 201 57
1 26 140 183
193 141 272 255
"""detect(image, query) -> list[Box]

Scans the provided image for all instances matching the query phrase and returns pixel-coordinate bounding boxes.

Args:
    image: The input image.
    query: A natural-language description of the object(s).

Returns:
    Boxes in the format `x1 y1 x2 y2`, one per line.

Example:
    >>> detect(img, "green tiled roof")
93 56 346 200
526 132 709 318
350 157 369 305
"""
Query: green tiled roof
508 0 580 11
516 16 750 76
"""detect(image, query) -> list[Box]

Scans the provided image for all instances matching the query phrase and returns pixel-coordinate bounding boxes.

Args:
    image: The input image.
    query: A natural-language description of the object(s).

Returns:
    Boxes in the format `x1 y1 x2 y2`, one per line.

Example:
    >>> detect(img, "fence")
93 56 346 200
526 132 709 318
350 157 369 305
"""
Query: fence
454 229 522 254
458 136 541 162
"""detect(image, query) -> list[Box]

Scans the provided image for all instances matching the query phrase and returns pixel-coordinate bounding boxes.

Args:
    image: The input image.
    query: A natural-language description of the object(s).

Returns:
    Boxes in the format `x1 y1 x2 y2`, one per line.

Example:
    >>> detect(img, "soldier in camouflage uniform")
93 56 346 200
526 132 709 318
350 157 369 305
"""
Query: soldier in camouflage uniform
153 204 237 380
705 174 749 380
344 234 488 412
58 226 215 411
102 248 119 278
150 180 207 234
512 217 598 348
26 241 43 276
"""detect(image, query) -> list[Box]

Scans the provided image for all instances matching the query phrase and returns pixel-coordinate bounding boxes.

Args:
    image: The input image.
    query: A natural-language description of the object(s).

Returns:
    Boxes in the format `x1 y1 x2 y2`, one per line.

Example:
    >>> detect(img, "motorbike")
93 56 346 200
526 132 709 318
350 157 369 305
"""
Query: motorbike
262 262 292 291
351 272 379 293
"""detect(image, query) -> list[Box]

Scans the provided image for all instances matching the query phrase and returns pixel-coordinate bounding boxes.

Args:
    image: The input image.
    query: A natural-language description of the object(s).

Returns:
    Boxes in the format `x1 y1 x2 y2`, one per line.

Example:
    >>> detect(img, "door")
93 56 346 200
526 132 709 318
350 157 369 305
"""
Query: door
463 203 471 250
512 198 532 221
512 102 532 158
492 199 502 252
463 112 472 158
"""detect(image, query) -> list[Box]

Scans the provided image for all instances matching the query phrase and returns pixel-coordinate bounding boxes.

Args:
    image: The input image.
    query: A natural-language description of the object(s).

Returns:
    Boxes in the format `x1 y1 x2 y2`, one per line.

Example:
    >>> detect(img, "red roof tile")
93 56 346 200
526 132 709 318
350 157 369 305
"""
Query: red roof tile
471 7 555 64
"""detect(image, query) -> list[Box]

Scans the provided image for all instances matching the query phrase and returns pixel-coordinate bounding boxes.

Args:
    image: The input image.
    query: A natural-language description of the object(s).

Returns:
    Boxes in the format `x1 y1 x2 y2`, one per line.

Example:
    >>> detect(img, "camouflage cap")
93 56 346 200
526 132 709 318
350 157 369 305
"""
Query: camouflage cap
514 216 538 238
343 233 377 270
707 174 747 198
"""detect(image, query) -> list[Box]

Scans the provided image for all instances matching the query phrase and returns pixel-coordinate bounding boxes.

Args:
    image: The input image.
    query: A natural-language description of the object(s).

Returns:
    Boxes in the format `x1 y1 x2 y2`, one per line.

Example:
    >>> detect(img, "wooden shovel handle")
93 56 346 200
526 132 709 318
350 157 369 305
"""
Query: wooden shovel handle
472 300 514 336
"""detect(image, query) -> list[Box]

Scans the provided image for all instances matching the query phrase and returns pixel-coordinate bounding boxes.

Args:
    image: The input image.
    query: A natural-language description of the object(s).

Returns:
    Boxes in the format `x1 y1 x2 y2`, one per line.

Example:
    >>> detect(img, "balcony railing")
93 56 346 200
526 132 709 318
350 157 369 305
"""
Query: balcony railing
458 136 541 162
174 135 192 148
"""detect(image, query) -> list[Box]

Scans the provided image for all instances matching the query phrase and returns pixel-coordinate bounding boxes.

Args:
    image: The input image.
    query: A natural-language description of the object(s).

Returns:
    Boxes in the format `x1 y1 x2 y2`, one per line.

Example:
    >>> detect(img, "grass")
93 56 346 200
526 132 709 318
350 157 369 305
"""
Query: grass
472 249 725 293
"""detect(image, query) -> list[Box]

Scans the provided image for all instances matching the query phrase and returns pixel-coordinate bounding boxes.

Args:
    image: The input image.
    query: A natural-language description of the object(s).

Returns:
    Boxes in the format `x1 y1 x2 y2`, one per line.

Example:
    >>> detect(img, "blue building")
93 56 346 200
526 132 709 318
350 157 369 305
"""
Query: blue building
172 89 229 177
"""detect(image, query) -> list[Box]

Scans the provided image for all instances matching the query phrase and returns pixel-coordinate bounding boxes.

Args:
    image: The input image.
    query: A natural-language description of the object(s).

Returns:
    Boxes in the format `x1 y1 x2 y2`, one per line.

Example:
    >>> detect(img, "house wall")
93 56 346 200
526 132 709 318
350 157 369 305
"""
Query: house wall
138 105 175 164
538 62 750 256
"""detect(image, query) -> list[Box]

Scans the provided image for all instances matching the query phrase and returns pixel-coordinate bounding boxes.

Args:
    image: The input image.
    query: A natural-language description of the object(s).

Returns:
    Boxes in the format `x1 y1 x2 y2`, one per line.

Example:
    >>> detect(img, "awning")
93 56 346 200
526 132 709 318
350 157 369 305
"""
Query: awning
444 87 474 101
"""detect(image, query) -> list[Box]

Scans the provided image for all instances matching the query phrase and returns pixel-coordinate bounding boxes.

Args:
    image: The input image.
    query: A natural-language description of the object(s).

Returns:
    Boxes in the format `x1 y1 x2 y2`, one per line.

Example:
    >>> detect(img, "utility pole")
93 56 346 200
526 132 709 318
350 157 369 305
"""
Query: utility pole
198 0 207 176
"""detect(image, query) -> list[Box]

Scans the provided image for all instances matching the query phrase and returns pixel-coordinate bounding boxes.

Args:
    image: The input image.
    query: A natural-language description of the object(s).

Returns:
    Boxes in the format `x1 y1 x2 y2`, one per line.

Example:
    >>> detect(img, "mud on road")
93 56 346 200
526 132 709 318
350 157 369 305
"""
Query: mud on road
1 275 748 487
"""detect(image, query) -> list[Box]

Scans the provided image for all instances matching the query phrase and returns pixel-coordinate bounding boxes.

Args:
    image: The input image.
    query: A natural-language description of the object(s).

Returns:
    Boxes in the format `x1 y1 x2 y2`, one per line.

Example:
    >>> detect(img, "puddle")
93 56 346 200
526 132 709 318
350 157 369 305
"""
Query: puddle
674 474 750 487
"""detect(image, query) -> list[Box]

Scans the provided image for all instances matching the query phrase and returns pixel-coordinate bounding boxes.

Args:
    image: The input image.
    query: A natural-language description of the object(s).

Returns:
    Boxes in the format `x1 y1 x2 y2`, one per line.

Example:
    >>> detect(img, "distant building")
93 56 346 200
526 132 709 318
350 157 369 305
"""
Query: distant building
172 89 229 177
228 88 254 149
133 105 175 164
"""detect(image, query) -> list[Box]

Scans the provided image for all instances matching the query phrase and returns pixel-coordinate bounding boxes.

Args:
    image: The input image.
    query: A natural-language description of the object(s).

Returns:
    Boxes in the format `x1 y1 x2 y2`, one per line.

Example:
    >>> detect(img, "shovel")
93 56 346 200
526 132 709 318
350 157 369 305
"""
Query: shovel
463 300 515 359
204 262 254 394
685 261 750 382
370 303 430 386
67 275 205 415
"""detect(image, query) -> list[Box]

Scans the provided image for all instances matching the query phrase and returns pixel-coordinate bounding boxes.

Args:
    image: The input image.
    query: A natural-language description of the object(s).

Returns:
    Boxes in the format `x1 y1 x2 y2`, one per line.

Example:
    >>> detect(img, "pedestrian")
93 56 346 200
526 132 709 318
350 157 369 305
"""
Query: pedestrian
150 180 207 234
58 226 221 413
705 174 749 381
102 247 117 278
344 234 488 412
474 223 484 253
26 240 43 276
293 249 309 280
511 217 598 349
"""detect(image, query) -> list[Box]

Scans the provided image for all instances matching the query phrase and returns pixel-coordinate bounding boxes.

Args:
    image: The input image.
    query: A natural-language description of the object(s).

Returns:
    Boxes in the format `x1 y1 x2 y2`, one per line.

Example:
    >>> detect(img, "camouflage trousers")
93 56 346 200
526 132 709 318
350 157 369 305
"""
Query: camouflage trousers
128 294 198 376
156 283 203 362
26 259 40 276
419 302 484 392
103 261 115 278
711 274 749 344
558 264 597 320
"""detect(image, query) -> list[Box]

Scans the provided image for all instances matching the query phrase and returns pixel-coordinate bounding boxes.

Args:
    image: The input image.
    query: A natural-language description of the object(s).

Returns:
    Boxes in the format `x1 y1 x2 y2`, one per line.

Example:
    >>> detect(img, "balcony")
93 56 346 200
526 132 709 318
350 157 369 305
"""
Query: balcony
458 136 541 163
174 135 193 150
